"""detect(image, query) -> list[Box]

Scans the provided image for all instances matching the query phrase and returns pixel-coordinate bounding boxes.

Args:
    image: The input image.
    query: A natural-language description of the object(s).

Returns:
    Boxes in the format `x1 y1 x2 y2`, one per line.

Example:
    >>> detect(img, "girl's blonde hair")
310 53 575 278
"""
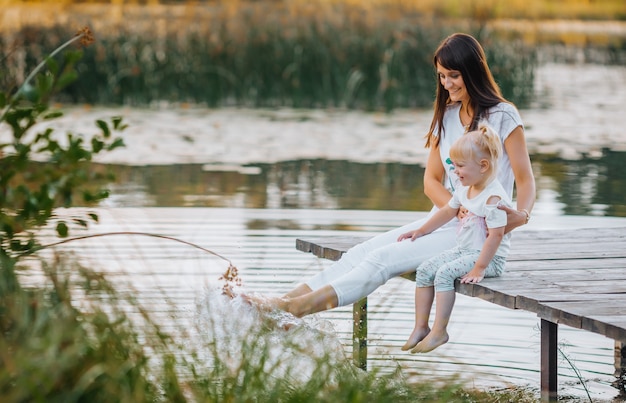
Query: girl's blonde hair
450 122 502 180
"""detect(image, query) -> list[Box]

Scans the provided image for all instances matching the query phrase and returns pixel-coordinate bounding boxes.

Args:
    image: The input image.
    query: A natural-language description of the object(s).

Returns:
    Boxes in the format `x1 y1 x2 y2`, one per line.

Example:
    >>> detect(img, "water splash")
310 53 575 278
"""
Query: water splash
189 286 348 384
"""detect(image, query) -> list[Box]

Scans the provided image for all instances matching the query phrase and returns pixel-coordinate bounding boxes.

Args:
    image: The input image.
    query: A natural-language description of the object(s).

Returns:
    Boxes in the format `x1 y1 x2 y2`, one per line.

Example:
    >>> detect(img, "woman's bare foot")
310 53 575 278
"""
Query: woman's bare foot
409 330 449 353
241 292 289 312
401 327 431 351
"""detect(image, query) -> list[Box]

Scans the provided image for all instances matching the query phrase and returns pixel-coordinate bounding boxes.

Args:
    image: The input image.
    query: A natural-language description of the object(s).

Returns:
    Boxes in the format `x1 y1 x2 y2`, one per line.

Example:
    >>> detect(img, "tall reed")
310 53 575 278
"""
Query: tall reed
1 2 537 110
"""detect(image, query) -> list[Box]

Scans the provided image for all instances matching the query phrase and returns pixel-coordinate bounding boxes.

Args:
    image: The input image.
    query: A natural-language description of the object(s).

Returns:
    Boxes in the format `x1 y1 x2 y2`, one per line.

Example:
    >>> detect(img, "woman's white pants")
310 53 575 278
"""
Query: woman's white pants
305 214 458 307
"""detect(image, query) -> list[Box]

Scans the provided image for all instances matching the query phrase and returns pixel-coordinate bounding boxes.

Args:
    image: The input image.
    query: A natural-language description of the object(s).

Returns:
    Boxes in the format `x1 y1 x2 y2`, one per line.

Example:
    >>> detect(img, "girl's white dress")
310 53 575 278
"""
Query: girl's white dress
414 179 511 292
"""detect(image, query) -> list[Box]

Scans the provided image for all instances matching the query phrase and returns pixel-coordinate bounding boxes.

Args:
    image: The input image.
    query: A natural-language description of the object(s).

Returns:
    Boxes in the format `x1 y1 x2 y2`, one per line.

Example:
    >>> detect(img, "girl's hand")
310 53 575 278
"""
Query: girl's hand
397 230 423 242
460 268 485 284
457 206 468 221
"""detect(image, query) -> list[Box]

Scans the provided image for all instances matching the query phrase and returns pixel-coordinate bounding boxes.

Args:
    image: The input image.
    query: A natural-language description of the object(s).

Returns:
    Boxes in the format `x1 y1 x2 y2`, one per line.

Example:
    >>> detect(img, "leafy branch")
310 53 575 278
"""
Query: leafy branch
0 27 125 263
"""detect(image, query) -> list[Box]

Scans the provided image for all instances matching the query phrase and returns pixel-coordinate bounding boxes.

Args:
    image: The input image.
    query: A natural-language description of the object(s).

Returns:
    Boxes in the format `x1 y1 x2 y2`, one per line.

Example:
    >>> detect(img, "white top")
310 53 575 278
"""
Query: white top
449 179 512 257
436 102 524 198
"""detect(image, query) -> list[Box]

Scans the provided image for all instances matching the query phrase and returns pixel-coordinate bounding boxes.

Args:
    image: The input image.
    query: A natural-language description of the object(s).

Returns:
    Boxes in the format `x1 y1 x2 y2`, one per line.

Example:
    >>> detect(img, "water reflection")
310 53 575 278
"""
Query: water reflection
99 150 626 217
533 150 626 217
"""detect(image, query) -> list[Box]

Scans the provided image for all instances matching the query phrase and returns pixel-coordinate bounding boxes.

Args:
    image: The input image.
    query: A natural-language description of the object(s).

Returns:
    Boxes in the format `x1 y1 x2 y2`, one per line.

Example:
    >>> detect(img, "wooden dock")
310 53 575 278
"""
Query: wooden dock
296 226 626 401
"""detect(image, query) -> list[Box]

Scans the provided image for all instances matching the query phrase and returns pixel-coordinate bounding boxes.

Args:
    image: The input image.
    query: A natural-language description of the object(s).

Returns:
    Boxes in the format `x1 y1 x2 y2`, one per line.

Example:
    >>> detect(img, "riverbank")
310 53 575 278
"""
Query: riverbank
28 62 625 167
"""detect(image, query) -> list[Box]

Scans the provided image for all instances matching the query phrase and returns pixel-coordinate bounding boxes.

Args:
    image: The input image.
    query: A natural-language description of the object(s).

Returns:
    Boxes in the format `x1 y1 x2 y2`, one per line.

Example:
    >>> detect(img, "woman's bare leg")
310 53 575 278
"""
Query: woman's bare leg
246 221 456 319
245 284 339 318
401 286 434 350
276 285 339 317
282 283 313 299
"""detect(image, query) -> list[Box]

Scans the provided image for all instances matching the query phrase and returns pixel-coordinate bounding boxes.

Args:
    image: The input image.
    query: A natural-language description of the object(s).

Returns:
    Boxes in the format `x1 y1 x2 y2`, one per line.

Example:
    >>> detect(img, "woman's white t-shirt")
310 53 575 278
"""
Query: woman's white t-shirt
436 102 524 198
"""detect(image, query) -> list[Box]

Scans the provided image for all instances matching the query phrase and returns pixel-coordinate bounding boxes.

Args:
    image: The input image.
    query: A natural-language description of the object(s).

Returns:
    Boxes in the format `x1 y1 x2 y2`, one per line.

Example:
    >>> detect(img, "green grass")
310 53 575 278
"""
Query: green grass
0 253 540 402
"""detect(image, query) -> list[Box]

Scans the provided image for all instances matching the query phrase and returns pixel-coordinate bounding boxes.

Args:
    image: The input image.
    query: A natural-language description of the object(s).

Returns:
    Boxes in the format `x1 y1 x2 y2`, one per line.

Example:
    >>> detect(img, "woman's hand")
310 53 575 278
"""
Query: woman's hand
498 204 529 233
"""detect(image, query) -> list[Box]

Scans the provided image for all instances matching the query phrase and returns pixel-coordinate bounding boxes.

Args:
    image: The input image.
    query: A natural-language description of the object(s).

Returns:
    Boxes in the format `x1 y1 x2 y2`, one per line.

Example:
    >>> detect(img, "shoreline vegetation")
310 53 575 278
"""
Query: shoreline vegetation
1 1 625 110
2 0 626 22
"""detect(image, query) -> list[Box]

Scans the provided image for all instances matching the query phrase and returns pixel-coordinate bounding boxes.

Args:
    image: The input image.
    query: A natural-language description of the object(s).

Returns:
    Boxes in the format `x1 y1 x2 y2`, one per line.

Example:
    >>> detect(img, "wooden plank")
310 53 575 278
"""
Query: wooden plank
507 249 626 261
517 292 626 311
498 266 626 279
296 237 365 261
581 317 626 342
504 258 626 272
537 299 626 330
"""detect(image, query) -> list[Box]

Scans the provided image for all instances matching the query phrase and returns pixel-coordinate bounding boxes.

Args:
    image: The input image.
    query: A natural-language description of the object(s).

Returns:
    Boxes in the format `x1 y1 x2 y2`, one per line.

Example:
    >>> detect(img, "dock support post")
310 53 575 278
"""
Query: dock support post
541 319 558 401
353 297 368 370
615 340 625 393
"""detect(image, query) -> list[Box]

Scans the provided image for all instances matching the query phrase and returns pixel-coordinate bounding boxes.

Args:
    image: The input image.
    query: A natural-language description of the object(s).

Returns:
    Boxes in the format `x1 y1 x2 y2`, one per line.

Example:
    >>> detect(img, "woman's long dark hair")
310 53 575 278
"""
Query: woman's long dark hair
425 33 507 148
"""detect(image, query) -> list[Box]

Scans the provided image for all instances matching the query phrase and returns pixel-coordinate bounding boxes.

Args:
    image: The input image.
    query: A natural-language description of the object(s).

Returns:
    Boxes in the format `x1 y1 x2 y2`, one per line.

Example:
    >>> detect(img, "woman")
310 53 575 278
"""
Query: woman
254 33 535 319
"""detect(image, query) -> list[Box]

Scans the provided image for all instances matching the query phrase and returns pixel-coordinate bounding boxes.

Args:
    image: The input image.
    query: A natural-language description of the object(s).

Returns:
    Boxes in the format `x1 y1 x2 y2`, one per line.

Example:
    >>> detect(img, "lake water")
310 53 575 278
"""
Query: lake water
42 207 625 402
28 61 626 401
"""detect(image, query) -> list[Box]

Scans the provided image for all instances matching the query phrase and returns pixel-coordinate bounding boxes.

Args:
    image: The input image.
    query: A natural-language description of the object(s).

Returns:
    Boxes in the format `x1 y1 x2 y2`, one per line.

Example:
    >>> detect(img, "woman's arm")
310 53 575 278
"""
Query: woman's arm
501 126 536 232
398 144 457 242
423 143 453 209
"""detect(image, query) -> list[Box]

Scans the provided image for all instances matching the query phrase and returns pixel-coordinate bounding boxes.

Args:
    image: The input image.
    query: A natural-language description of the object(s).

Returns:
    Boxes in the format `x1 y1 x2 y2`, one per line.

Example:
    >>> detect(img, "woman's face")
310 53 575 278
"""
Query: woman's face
437 62 469 104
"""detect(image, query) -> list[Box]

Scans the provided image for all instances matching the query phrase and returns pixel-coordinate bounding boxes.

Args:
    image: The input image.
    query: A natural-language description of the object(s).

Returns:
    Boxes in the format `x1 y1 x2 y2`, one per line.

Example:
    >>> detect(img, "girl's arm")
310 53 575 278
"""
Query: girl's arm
501 126 536 232
462 195 506 283
461 225 504 283
398 205 458 242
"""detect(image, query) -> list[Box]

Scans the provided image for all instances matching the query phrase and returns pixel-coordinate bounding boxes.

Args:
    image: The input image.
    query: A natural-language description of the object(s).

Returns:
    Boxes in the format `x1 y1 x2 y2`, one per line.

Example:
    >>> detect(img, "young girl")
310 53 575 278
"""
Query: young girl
398 123 513 353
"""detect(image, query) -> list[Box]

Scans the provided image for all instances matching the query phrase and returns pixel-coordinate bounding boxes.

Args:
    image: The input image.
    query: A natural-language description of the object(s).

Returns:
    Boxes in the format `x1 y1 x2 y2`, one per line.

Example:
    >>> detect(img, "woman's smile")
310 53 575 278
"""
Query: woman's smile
436 63 468 104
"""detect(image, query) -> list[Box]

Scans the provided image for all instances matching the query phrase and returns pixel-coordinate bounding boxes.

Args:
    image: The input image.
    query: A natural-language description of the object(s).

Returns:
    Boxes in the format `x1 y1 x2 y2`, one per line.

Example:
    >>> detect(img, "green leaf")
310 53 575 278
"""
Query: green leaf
10 239 24 252
36 73 55 95
73 218 88 228
111 116 128 131
88 213 99 223
108 138 125 151
18 83 40 102
56 71 79 91
45 56 59 76
83 189 109 203
96 120 111 137
64 49 83 65
43 111 64 120
56 221 69 237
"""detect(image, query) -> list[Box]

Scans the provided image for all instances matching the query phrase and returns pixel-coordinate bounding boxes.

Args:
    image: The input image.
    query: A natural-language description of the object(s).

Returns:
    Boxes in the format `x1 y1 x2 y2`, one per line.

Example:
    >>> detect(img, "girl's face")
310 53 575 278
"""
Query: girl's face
437 63 469 104
452 158 484 187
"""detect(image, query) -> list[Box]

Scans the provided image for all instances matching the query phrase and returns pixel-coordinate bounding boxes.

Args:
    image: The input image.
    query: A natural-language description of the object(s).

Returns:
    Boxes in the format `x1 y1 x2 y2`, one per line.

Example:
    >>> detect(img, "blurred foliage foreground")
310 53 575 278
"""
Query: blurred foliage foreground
0 2 539 110
0 29 541 402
